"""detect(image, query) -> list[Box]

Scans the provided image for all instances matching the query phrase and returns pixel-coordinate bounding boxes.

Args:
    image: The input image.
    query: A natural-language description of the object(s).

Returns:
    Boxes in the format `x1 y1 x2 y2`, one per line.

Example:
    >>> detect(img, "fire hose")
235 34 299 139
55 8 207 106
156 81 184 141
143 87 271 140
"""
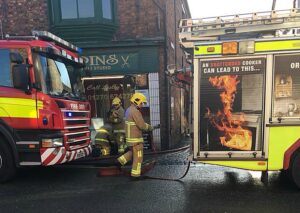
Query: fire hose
141 124 192 181
89 124 193 181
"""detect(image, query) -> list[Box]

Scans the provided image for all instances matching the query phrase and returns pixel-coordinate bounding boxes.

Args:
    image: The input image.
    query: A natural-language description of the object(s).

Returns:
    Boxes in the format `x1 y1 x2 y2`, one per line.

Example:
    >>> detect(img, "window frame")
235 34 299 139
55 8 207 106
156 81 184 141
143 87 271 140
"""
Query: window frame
49 0 116 25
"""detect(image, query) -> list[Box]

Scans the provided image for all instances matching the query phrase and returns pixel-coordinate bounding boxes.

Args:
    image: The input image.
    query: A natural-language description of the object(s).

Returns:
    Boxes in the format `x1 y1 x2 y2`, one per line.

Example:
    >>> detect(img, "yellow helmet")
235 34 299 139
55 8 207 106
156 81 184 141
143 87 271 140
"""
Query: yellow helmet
112 97 121 106
130 93 147 106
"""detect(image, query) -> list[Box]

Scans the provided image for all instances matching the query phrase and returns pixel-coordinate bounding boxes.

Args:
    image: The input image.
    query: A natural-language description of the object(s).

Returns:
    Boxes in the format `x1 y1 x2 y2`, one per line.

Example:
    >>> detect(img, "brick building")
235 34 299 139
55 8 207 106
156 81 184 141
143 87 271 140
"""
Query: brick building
0 0 191 150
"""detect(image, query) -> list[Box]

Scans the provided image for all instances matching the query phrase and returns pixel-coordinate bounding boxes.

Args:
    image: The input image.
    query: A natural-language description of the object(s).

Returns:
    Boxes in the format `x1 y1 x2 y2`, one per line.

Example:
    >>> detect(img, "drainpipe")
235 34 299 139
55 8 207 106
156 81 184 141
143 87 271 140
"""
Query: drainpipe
152 0 170 150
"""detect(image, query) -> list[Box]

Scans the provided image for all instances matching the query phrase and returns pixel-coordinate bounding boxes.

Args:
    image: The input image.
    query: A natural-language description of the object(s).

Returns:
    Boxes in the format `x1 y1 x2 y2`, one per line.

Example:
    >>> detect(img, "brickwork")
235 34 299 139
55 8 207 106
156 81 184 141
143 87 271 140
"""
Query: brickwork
116 0 164 40
0 0 48 36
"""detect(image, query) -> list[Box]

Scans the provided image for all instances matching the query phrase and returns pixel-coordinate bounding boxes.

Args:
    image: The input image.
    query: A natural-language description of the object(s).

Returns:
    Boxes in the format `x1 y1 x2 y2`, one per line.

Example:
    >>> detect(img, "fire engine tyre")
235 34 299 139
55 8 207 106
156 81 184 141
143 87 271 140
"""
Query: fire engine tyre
0 140 16 183
290 152 300 188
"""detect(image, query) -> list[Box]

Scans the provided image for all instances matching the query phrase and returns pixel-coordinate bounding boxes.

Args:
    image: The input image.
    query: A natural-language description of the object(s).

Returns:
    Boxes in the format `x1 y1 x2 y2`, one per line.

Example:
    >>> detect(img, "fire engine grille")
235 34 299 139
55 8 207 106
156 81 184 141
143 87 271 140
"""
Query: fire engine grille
61 109 91 150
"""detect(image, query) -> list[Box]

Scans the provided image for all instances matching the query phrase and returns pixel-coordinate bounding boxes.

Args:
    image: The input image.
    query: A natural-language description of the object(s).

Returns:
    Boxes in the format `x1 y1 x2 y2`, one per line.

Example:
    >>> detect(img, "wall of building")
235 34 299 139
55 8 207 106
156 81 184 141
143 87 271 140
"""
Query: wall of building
116 0 164 40
0 0 48 36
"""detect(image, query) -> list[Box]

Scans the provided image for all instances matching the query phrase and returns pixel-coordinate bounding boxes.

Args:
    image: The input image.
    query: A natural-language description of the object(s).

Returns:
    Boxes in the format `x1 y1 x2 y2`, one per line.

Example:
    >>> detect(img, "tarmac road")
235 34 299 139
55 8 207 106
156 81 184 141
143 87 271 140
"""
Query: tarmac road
0 150 300 213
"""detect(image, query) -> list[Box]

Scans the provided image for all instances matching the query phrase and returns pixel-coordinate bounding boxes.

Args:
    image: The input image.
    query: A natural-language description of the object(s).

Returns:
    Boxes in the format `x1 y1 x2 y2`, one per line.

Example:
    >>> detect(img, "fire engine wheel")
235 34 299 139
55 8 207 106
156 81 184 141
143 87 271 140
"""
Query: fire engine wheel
290 152 300 188
0 140 16 183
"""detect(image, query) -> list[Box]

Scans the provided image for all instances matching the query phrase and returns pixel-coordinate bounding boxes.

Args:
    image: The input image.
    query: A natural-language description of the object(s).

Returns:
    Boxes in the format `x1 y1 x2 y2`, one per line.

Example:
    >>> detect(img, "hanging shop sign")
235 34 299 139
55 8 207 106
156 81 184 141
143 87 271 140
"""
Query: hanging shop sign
82 53 139 74
82 47 159 75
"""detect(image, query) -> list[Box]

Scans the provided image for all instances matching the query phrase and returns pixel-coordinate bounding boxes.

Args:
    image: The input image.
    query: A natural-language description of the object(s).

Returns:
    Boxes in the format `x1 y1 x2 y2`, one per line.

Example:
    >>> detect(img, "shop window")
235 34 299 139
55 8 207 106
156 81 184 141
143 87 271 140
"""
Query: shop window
199 57 265 152
273 54 300 118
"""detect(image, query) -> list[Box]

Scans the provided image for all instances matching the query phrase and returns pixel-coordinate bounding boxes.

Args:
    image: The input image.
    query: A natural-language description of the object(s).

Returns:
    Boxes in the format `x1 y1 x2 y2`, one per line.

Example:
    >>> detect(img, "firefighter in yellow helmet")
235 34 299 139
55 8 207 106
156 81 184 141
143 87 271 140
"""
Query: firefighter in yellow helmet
117 92 153 180
94 124 113 156
108 97 126 154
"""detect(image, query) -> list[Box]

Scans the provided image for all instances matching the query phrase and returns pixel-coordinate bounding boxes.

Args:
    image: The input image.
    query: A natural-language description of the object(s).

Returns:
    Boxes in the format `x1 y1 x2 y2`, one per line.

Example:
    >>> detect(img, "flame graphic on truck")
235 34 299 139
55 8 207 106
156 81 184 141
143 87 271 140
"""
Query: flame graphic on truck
207 75 252 151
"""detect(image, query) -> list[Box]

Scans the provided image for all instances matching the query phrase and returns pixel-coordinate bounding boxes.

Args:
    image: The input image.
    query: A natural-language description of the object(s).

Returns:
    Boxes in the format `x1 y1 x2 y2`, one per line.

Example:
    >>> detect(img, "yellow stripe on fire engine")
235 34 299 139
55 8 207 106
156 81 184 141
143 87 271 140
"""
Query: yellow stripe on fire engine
0 98 43 118
255 39 300 52
194 44 222 56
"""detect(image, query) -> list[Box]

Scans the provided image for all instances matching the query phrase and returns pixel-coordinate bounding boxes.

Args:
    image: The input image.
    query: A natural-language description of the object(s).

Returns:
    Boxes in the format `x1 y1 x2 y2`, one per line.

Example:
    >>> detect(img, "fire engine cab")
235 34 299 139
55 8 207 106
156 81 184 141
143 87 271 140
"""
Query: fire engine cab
0 31 91 182
179 9 300 187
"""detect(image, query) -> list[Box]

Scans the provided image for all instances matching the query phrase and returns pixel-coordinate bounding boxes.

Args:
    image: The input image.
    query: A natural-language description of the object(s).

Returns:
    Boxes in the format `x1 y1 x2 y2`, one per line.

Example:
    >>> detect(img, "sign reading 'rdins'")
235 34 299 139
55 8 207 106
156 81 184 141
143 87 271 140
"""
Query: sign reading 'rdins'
82 53 138 72
200 58 266 76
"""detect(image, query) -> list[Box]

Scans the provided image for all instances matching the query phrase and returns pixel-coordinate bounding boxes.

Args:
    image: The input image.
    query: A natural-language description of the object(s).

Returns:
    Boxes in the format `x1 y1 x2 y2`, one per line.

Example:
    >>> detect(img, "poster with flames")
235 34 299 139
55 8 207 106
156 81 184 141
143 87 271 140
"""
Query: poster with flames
199 58 265 151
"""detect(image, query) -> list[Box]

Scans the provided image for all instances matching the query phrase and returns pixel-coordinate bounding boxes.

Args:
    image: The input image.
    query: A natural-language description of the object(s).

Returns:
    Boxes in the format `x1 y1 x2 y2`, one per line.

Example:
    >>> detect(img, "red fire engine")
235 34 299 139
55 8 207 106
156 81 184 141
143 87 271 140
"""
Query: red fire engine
0 31 91 182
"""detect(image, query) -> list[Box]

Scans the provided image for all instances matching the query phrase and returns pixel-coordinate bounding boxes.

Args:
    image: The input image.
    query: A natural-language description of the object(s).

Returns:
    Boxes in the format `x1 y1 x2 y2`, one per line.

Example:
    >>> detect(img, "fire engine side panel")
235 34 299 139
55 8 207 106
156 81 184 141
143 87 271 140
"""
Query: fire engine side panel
268 126 300 170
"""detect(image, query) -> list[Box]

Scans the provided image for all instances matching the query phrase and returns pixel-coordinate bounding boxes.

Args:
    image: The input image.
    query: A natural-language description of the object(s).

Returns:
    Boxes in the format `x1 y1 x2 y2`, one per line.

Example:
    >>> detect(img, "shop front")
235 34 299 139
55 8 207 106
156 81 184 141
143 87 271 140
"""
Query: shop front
81 46 161 149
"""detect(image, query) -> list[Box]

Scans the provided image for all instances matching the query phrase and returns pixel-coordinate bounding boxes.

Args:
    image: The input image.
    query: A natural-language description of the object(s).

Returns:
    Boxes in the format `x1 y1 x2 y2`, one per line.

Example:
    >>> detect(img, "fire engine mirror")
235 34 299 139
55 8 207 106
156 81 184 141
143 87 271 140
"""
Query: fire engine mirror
12 64 30 91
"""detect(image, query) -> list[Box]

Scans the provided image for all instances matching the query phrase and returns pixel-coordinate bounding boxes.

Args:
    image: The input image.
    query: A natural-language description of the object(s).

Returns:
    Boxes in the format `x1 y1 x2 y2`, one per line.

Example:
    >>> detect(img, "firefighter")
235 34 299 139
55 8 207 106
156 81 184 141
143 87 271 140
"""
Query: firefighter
94 124 113 156
108 97 126 154
117 93 153 180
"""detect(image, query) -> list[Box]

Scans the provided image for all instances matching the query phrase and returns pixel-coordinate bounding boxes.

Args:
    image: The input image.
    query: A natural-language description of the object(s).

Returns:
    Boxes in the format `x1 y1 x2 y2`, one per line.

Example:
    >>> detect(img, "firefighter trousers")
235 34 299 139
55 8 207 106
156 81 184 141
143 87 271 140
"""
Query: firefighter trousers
117 143 143 177
114 132 126 154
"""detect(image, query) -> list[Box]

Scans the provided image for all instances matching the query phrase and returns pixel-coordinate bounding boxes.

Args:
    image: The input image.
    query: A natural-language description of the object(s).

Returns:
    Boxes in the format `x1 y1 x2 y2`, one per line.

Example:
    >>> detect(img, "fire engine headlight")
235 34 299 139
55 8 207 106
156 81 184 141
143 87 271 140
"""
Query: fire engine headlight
42 138 63 148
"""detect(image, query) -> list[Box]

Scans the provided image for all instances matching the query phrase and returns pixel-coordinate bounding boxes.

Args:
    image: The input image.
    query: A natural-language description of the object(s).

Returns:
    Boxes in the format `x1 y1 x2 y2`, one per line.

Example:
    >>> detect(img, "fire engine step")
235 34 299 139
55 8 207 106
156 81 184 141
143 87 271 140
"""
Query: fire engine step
97 160 156 177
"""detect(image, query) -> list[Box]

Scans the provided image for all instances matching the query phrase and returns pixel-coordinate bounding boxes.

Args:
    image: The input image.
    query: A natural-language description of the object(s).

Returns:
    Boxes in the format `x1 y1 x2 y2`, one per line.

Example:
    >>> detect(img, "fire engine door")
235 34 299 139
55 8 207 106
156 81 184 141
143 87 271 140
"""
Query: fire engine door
0 48 38 129
195 56 266 159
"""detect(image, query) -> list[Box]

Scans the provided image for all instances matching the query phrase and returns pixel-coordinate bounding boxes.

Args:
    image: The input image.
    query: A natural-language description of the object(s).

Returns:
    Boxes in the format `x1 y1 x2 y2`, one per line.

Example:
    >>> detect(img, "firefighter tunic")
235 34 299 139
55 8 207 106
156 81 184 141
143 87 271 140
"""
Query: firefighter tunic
108 106 126 153
94 124 112 156
117 104 152 177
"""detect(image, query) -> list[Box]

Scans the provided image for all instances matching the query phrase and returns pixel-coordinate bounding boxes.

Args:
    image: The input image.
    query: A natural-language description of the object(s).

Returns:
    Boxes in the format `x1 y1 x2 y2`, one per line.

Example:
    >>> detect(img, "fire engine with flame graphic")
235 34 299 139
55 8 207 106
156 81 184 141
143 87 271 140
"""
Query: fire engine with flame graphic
0 31 91 182
180 9 300 188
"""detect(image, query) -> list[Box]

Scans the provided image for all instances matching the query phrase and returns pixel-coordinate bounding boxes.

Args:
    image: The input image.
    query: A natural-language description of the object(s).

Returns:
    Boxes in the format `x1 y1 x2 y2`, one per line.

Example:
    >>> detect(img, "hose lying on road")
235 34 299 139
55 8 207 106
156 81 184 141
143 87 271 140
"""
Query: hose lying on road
73 143 192 181
142 143 192 181
143 158 191 181
73 144 191 163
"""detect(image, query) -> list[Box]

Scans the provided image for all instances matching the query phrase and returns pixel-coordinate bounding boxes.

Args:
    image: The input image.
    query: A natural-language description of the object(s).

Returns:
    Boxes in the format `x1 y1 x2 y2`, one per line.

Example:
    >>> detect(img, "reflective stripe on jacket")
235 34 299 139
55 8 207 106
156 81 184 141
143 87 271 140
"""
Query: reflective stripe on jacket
125 104 150 145
95 126 111 146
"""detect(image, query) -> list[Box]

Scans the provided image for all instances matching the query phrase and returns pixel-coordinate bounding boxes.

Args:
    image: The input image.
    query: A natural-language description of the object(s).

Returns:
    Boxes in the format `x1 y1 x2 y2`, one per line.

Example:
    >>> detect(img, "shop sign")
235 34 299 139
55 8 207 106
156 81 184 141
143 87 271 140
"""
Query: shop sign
200 58 265 76
82 53 139 74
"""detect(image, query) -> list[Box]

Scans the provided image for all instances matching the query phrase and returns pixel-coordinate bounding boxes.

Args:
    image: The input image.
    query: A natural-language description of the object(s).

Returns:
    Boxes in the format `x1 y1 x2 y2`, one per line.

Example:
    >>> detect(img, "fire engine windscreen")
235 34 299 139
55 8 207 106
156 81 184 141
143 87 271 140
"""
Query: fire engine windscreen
34 52 85 100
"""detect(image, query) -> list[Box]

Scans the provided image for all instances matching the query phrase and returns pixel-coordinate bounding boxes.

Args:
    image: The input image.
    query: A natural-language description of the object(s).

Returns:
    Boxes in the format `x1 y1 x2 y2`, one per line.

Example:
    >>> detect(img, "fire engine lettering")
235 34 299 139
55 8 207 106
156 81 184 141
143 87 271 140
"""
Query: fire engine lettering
203 68 215 73
70 103 78 110
216 67 231 73
232 67 240 72
202 62 209 68
242 60 262 65
79 104 85 110
241 66 256 72
290 62 300 69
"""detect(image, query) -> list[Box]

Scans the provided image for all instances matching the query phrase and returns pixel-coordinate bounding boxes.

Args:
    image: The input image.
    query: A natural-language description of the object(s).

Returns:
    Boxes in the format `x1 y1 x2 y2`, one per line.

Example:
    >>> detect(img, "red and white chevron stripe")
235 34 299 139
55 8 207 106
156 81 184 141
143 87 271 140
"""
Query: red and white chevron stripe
40 145 92 166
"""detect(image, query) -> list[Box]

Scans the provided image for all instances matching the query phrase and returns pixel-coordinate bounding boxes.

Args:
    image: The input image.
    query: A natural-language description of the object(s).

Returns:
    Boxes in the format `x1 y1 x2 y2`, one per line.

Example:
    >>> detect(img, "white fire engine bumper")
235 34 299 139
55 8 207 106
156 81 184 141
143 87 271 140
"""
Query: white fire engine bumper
40 145 92 166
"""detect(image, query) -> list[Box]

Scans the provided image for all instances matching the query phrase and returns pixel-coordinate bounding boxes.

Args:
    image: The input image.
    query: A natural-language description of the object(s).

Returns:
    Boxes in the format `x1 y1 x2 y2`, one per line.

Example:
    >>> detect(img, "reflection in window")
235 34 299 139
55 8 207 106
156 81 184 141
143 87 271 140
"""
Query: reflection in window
0 49 12 87
102 0 112 19
61 0 77 19
273 54 300 118
78 0 94 18
61 0 94 19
